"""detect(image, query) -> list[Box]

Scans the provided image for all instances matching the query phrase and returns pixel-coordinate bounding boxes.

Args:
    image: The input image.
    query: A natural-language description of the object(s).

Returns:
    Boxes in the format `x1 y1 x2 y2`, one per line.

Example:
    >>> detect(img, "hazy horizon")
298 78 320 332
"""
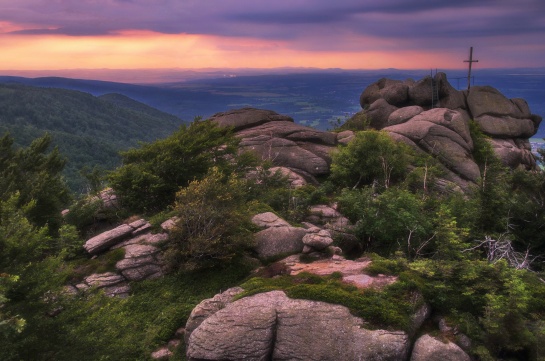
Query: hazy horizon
2 66 545 84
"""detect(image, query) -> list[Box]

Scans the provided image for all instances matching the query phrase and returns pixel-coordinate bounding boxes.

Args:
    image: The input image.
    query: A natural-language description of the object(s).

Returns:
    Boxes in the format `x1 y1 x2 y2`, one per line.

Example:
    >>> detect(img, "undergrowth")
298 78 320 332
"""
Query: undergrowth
4 258 254 361
238 271 420 332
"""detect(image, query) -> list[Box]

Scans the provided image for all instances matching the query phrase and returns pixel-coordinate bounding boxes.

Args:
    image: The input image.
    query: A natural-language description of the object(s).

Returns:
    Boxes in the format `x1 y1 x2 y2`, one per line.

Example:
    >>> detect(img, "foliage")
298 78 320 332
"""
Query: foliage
0 191 73 346
238 272 419 331
338 111 371 131
164 168 254 270
0 133 71 233
0 83 181 191
246 166 327 223
108 119 238 214
330 130 410 189
338 187 433 256
407 258 545 359
1 260 253 361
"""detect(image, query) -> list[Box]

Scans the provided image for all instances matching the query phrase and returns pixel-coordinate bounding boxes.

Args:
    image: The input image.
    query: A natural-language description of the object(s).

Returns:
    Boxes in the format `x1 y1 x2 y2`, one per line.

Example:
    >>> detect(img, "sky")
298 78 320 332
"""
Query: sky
0 0 544 81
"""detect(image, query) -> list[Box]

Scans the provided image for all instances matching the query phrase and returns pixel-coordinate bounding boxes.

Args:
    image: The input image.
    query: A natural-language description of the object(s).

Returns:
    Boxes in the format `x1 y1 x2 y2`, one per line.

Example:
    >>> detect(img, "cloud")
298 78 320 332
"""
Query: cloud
0 0 543 68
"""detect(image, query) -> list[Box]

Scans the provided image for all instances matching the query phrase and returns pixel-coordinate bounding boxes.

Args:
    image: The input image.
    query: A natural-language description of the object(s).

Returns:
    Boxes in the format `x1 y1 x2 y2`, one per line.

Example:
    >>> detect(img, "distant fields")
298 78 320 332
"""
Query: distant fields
1 68 544 135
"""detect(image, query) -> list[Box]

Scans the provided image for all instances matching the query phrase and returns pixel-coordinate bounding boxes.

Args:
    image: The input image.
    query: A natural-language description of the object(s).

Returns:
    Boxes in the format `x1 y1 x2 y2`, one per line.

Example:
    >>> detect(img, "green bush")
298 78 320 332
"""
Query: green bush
238 272 418 331
164 168 254 270
330 130 410 190
108 119 238 214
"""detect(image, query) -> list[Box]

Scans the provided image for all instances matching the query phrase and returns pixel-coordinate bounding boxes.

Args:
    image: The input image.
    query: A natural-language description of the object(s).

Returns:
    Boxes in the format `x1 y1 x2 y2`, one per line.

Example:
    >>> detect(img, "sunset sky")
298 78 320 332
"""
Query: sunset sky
0 0 544 81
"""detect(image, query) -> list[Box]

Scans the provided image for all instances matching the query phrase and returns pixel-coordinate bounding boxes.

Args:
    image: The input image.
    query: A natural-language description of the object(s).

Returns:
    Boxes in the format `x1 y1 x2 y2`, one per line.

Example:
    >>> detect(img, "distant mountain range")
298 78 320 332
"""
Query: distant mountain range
1 68 543 137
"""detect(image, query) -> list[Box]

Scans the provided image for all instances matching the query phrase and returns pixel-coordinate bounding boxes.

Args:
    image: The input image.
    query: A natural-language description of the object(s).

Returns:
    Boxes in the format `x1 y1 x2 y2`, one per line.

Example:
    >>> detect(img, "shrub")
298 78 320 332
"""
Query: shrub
330 130 410 190
108 119 238 214
164 168 254 270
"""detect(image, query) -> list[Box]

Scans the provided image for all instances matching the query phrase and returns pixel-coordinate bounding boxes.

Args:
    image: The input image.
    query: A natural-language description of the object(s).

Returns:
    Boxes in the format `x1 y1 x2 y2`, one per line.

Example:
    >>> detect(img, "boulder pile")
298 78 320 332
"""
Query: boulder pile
356 73 542 188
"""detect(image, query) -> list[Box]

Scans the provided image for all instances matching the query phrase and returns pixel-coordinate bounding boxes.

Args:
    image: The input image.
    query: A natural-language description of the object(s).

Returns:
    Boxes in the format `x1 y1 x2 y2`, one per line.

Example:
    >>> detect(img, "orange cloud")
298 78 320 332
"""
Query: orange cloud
0 30 469 71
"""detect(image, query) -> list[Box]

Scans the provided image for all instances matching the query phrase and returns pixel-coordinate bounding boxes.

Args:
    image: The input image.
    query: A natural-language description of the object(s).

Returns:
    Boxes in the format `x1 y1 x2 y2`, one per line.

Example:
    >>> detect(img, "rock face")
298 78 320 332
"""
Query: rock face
186 290 410 361
211 107 338 184
356 72 542 188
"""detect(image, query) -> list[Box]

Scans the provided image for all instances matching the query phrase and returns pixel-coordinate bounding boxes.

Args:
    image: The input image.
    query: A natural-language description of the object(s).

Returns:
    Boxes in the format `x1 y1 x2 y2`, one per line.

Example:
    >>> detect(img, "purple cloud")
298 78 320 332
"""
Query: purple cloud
1 0 544 56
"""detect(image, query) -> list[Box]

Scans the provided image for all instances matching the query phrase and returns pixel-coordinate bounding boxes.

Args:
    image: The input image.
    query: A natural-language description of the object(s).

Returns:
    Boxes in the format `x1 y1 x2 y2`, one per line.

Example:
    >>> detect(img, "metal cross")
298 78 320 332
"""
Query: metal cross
464 47 479 90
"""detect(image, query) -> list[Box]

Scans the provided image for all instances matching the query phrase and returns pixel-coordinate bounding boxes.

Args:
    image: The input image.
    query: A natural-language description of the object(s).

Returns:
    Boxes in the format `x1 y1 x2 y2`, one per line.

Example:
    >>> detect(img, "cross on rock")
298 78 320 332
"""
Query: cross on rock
464 47 479 90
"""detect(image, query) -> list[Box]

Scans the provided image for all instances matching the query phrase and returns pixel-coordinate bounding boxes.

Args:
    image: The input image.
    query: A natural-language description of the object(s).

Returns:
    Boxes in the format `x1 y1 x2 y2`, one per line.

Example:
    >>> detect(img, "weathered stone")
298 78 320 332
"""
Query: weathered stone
210 107 294 131
83 272 130 297
511 98 532 118
411 334 471 361
160 217 179 232
337 130 355 144
381 81 409 105
185 287 244 345
251 212 290 229
84 224 134 254
387 105 424 126
123 244 159 258
408 76 433 106
112 233 169 249
409 301 432 338
360 77 392 106
103 284 130 298
366 98 398 129
488 138 536 169
467 85 520 118
269 166 307 187
435 73 466 110
121 264 163 282
302 229 334 250
241 136 330 176
385 119 480 182
310 204 342 219
84 272 125 288
254 226 307 259
151 347 173 360
476 115 536 138
186 291 410 361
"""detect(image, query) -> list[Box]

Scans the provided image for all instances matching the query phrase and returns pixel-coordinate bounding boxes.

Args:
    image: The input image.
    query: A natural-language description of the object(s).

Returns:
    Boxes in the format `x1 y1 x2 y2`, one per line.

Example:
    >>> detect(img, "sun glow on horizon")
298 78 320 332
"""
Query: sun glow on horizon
0 30 479 73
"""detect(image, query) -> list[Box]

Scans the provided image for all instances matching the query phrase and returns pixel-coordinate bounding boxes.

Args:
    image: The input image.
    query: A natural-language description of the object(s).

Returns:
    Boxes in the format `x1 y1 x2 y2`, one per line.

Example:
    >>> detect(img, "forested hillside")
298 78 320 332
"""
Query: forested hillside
0 84 182 191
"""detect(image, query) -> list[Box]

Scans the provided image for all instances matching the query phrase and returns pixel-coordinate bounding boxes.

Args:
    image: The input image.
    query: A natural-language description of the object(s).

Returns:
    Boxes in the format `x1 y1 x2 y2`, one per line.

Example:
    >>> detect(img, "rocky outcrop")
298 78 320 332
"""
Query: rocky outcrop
355 72 542 187
71 272 130 298
77 217 170 297
84 219 152 255
211 107 338 184
186 290 410 361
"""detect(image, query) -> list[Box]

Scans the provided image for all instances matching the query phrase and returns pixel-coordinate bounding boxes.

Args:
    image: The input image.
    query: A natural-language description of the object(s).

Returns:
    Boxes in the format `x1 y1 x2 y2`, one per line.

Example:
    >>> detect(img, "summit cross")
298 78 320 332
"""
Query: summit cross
464 47 479 90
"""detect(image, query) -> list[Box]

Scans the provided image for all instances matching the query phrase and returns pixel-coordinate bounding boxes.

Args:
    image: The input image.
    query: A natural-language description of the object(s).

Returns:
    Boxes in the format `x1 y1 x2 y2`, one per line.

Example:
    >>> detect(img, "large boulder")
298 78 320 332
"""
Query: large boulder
475 115 536 138
366 98 398 129
254 225 307 259
186 290 410 361
184 287 244 345
467 85 521 118
411 334 471 361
